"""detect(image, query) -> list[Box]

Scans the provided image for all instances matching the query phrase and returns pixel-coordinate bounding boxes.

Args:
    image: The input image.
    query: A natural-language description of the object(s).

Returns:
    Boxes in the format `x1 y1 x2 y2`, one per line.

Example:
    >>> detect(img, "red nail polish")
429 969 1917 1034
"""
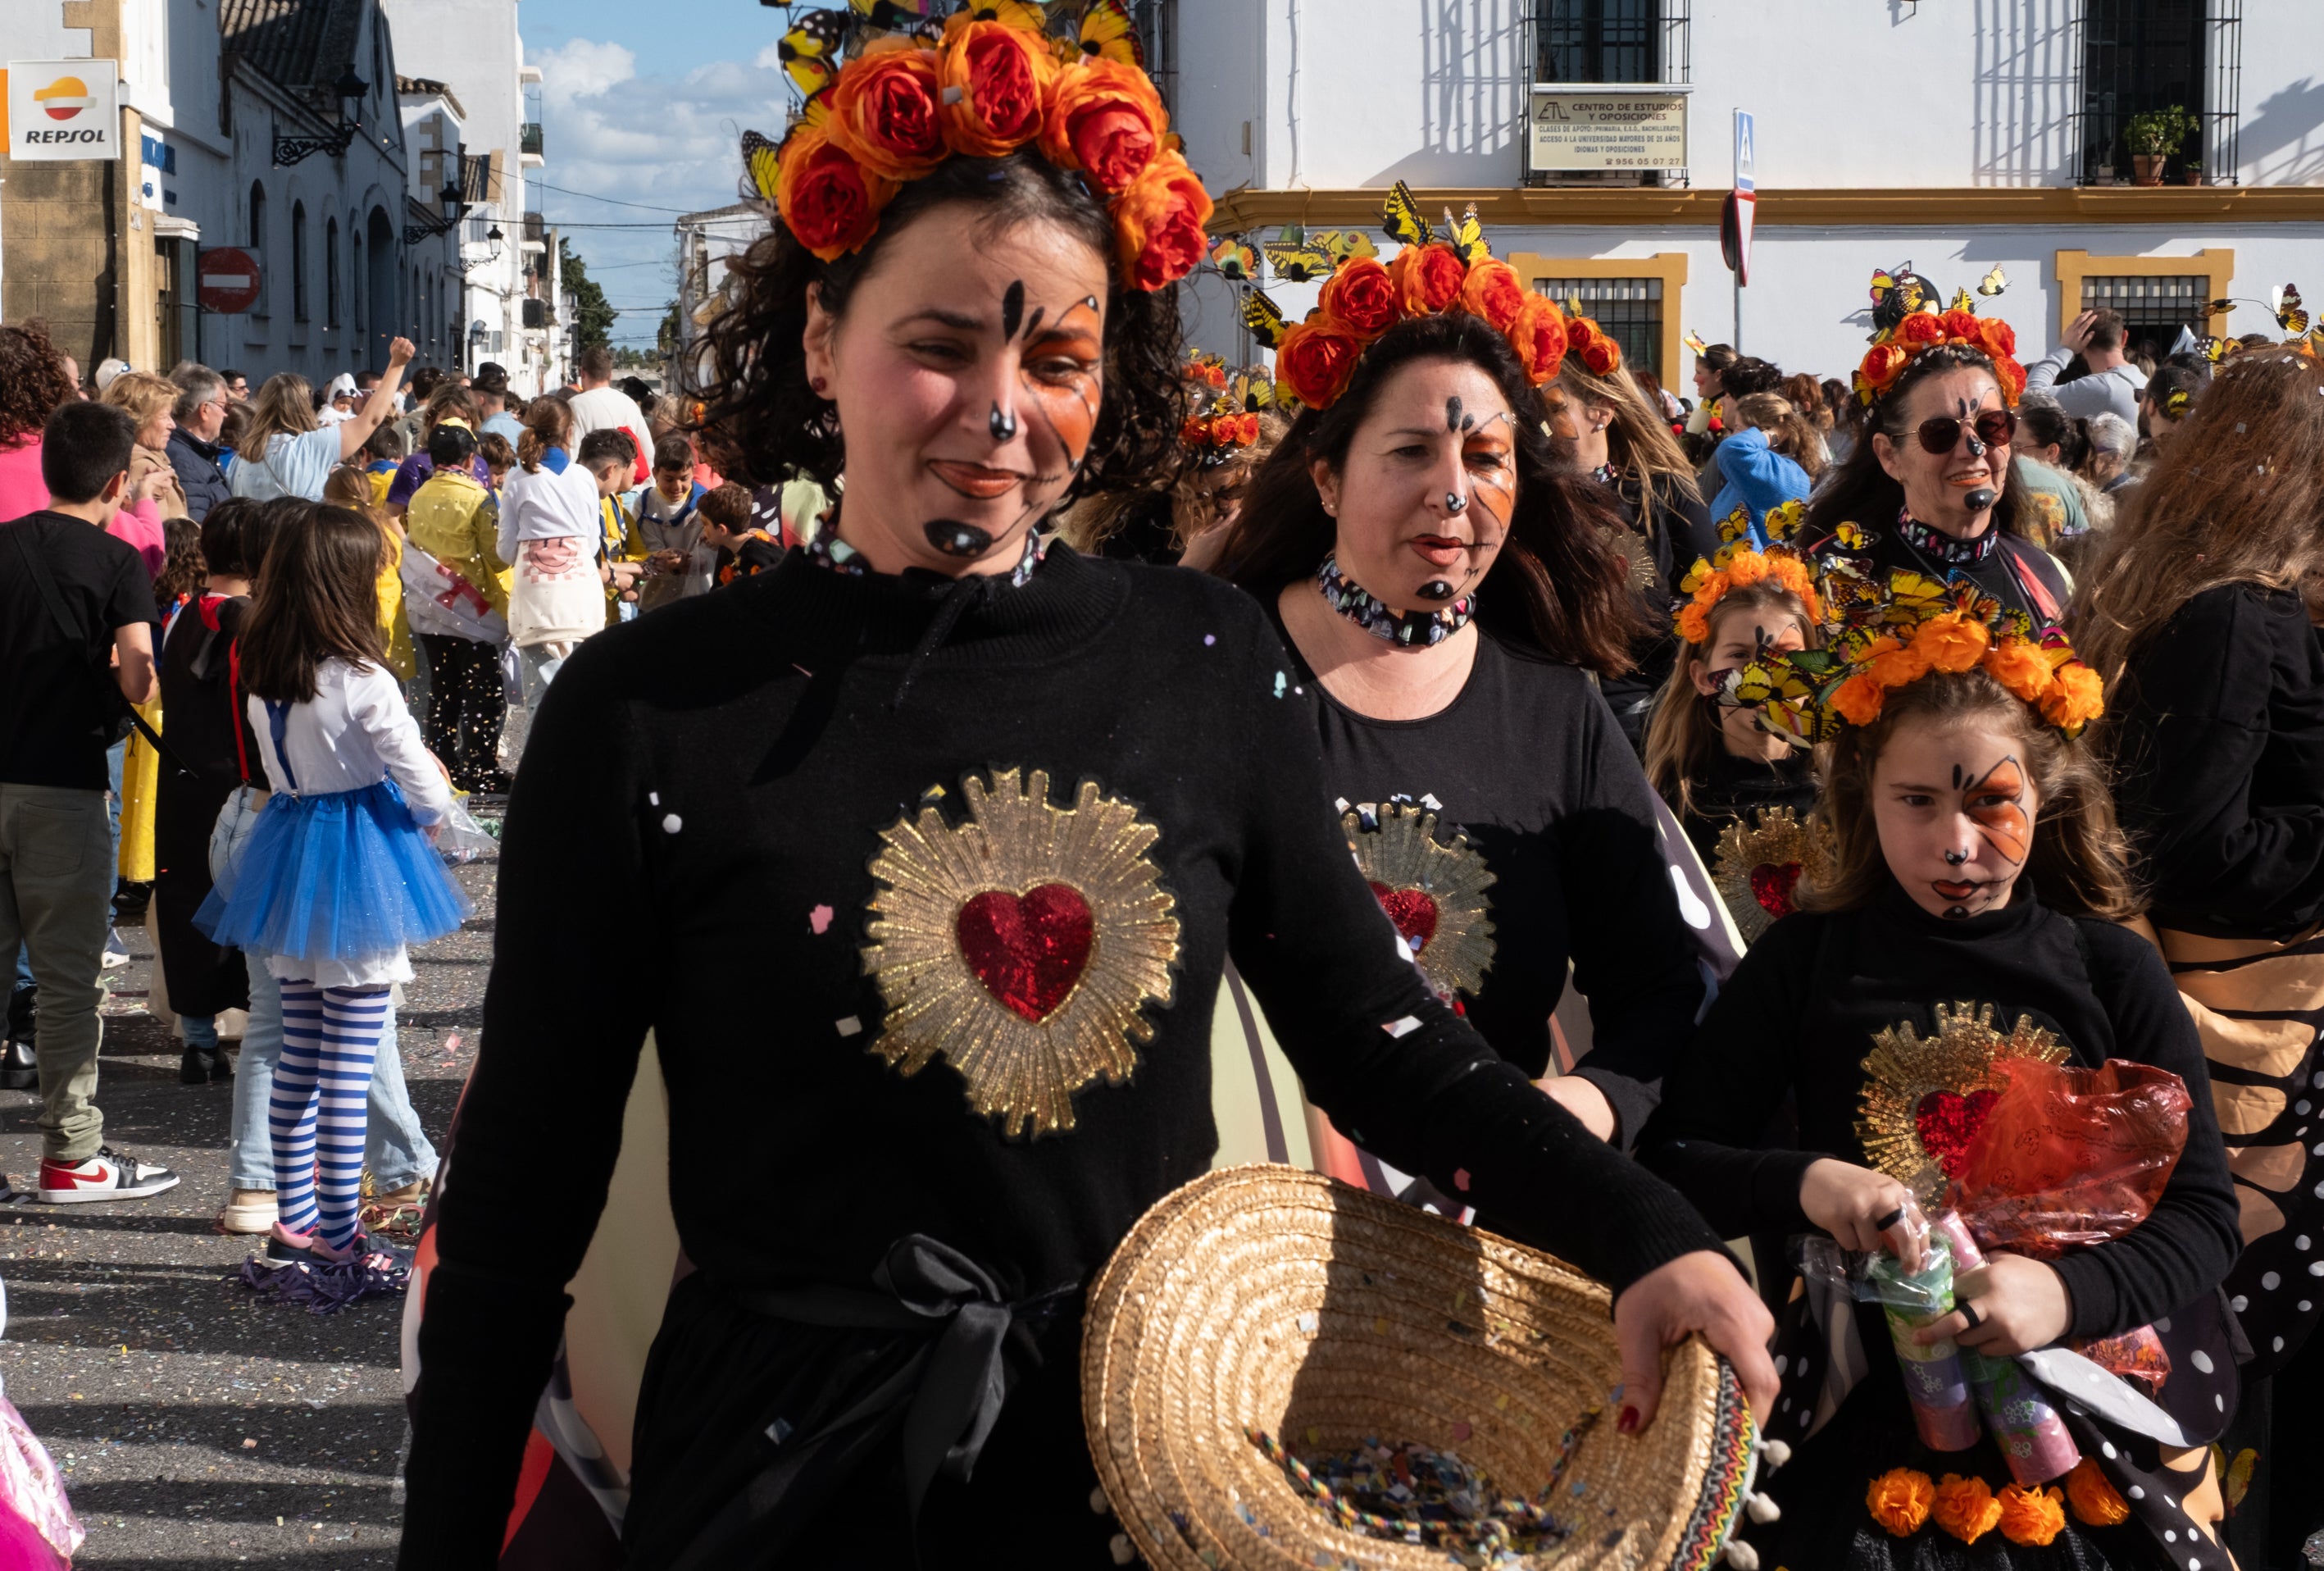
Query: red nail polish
1617 1405 1640 1435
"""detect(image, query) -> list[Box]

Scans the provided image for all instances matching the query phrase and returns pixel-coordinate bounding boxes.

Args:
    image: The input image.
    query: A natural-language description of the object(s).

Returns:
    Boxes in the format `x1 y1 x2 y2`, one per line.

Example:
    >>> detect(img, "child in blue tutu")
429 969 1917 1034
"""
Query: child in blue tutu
197 504 469 1266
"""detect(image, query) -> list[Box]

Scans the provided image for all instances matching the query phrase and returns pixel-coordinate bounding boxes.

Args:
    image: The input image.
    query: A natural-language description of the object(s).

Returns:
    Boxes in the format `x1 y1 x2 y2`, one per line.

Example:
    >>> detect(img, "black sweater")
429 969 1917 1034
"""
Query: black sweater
2109 583 2324 941
1599 473 1721 740
1675 745 1818 867
1272 617 1704 1144
1637 881 2240 1341
401 546 1729 1564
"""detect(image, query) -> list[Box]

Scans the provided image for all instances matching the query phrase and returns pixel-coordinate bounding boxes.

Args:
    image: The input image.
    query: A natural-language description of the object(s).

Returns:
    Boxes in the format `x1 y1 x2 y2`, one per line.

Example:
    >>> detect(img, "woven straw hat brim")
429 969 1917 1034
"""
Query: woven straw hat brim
1084 1165 1752 1571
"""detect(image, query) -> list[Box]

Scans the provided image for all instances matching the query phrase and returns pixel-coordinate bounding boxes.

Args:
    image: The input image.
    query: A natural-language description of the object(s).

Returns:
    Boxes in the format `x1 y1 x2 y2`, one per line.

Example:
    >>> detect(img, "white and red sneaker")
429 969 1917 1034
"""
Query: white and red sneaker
37 1147 181 1204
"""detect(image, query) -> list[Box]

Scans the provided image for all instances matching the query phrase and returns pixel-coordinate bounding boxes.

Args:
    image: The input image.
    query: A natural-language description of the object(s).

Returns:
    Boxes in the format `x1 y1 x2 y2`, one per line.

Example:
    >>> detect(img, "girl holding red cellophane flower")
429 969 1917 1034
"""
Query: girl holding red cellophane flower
1639 562 2244 1571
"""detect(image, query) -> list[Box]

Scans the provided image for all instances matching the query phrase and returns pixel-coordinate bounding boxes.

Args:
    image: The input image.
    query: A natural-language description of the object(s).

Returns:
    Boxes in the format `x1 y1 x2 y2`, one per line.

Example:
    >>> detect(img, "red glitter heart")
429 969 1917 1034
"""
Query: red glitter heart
1749 862 1803 919
1914 1088 1999 1178
955 885 1094 1023
1368 881 1441 954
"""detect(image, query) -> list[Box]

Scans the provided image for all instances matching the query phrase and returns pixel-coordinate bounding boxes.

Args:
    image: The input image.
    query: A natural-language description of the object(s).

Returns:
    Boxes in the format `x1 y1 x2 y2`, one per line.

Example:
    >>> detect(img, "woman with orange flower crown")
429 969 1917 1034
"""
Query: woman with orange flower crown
2074 340 2324 1571
1208 193 1713 1177
395 15 1780 1569
1639 573 2245 1570
1545 315 1722 749
1642 500 1822 909
1806 266 2073 628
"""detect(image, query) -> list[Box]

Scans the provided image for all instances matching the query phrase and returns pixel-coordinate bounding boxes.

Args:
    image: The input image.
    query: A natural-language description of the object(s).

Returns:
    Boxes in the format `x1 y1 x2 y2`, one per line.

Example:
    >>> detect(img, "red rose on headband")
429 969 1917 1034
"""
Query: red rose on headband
1458 259 1529 335
1276 319 1362 409
1112 148 1212 291
1507 294 1569 383
1979 317 2018 361
1942 308 1984 344
1859 342 1912 394
1388 243 1467 316
826 41 947 183
939 18 1056 157
777 125 898 262
1318 257 1399 342
1042 60 1167 194
1993 355 2027 405
1569 316 1622 376
1894 312 1947 349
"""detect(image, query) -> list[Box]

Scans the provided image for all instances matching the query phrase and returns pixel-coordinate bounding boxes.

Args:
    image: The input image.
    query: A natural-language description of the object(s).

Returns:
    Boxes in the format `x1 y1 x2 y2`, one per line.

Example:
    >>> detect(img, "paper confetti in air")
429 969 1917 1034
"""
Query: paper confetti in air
809 904 835 935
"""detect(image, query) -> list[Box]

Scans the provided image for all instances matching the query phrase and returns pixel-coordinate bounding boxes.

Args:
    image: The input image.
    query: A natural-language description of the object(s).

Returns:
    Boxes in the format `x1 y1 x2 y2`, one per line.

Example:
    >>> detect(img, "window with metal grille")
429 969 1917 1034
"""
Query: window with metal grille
2072 0 2241 183
1536 276 1663 381
2081 274 2208 356
1537 0 1658 83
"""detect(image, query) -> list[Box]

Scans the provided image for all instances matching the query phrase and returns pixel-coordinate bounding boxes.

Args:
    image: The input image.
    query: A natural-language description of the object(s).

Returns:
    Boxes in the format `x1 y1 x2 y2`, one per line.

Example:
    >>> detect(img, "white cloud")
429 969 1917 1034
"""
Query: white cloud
528 39 790 342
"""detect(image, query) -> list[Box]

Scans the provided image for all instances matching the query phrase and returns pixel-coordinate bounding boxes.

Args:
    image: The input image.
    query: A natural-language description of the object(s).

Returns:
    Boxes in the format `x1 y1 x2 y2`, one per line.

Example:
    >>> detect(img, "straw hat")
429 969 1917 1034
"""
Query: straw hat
1084 1166 1765 1571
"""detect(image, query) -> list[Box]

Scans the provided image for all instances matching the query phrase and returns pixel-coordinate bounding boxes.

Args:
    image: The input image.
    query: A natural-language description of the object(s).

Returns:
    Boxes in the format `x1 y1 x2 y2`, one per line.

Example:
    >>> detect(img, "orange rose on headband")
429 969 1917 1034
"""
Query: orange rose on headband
1979 317 2018 361
1569 316 1622 376
938 18 1056 157
1318 257 1399 342
1981 640 2053 704
1507 294 1569 384
1894 312 1948 349
1942 307 1983 343
1458 260 1529 336
2040 662 2104 735
1859 342 1912 395
1277 319 1362 409
1993 355 2027 404
825 39 948 183
778 125 898 262
1042 59 1167 194
1831 672 1888 726
1388 243 1467 316
1112 148 1212 291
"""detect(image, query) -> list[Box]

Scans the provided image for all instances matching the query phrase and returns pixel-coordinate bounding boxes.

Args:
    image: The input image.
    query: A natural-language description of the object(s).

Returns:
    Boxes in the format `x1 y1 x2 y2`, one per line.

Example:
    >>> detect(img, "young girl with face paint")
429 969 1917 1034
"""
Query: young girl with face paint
398 38 1776 1568
1639 602 2245 1571
1214 311 1708 1159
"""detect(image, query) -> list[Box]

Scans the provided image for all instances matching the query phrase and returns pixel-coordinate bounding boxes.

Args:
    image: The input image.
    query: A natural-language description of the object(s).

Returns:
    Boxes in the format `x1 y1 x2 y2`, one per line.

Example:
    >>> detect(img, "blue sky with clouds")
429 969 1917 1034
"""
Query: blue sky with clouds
518 2 834 345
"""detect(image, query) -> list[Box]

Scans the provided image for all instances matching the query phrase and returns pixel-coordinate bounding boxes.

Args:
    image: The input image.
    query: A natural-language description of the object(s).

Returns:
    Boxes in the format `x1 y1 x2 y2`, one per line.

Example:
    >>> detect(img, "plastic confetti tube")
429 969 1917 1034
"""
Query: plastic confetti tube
1864 1233 1983 1451
1934 1211 2081 1486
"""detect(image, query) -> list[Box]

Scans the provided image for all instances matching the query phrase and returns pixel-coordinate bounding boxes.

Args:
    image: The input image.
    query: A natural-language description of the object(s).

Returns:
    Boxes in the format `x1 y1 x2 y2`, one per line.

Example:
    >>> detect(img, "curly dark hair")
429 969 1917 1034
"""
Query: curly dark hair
1806 343 2034 542
1211 312 1644 676
694 150 1189 498
0 320 80 445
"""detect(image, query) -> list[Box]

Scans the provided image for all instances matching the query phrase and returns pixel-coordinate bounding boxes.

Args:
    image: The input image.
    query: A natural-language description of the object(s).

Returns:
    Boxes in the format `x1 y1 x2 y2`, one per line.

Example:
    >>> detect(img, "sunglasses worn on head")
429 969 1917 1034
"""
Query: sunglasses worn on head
1912 410 2017 455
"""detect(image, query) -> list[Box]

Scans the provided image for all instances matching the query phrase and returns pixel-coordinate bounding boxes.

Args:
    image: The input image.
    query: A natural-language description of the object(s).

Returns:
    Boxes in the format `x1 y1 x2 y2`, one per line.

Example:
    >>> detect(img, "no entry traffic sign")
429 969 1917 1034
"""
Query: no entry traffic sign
198 247 262 314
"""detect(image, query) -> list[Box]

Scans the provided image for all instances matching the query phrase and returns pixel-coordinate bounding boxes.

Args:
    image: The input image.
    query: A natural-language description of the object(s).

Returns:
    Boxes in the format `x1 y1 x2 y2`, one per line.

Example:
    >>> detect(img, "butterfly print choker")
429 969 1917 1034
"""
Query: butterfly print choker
1317 554 1475 648
1895 508 1999 567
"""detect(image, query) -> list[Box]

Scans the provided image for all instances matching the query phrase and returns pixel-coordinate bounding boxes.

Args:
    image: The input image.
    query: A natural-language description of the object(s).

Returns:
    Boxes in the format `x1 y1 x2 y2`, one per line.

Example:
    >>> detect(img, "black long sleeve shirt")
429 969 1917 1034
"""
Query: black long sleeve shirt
400 545 1729 1565
1637 880 2240 1341
2109 583 2324 941
1272 616 1706 1145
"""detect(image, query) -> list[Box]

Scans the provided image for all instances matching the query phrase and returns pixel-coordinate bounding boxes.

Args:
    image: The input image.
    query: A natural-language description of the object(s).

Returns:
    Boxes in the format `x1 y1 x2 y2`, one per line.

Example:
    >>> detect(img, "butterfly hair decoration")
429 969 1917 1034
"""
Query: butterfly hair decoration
1380 180 1433 248
1683 328 1709 357
1207 235 1258 282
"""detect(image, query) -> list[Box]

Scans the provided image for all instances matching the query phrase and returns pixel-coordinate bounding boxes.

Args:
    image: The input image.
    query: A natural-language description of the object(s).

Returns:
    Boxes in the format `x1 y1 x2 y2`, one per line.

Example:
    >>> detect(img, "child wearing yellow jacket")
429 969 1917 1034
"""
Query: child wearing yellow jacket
402 423 509 793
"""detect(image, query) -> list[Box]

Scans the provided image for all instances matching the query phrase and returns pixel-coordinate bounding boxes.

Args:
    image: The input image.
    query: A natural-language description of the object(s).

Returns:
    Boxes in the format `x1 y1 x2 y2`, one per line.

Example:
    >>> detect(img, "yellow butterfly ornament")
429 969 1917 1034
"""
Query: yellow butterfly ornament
1380 180 1433 248
1207 235 1258 283
1078 0 1144 66
1240 287 1288 351
777 8 845 96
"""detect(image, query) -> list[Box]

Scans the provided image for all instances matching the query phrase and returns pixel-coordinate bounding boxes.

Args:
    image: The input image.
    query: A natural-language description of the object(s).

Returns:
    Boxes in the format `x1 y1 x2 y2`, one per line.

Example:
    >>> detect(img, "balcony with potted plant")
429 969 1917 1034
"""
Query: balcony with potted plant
2124 105 2198 187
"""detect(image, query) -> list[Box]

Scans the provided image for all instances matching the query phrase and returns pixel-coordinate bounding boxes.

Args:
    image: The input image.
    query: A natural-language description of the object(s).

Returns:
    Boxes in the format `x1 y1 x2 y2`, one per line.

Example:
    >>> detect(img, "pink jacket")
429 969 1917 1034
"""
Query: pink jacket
107 498 166 576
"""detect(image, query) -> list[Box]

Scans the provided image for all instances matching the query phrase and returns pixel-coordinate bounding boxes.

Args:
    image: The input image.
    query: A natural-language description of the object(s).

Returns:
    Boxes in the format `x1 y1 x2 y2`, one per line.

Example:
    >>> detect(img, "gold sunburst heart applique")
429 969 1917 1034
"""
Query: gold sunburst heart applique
1711 806 1832 944
1343 802 1496 1003
863 767 1180 1139
1856 1001 2069 1204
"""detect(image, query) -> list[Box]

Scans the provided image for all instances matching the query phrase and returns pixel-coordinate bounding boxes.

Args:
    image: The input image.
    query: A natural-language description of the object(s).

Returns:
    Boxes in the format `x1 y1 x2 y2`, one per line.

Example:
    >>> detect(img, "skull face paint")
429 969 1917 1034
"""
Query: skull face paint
1869 715 2041 922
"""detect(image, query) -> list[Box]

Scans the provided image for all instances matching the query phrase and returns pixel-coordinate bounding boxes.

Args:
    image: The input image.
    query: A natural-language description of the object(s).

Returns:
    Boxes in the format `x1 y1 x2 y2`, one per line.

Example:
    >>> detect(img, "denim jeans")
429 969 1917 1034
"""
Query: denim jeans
210 787 440 1193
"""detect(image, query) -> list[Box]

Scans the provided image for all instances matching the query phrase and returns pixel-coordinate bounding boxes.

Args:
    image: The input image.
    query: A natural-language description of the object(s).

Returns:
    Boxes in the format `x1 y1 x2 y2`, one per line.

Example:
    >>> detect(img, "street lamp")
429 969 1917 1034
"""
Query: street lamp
275 69 369 164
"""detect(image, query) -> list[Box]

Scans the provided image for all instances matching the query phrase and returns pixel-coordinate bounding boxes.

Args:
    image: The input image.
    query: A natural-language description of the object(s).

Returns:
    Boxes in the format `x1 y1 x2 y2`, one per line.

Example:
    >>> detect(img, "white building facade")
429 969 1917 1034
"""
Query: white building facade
1174 0 2324 389
377 0 562 394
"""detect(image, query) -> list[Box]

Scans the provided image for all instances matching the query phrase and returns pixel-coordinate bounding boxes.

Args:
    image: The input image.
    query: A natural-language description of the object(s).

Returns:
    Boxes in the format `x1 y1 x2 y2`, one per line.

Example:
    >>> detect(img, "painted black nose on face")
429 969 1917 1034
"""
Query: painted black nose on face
1444 491 1467 513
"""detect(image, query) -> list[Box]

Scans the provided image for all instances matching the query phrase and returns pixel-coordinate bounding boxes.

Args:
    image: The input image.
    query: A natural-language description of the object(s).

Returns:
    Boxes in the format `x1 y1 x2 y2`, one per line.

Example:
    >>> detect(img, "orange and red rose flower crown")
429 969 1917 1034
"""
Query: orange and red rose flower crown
769 11 1212 293
1249 183 1605 412
1853 271 2026 409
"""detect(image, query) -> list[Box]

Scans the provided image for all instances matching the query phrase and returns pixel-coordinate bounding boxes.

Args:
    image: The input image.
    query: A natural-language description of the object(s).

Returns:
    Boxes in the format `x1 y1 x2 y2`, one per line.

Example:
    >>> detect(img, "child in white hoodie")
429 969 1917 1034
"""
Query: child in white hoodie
497 412 637 708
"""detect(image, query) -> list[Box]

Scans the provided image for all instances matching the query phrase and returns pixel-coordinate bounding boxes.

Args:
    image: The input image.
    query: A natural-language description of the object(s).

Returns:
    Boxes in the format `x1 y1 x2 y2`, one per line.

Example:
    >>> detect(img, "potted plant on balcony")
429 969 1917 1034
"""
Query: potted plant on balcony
2183 157 2205 186
2124 105 2197 186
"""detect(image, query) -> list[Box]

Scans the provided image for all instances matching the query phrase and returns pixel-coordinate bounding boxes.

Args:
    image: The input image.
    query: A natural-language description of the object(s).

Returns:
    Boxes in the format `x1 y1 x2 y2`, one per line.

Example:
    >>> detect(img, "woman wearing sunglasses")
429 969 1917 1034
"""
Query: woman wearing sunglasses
1803 299 2070 626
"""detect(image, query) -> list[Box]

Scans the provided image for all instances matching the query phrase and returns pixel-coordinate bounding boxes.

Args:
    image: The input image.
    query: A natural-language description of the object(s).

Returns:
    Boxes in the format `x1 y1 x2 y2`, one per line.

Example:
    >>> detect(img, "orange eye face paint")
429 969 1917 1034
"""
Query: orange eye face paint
1017 294 1103 480
1965 756 2031 867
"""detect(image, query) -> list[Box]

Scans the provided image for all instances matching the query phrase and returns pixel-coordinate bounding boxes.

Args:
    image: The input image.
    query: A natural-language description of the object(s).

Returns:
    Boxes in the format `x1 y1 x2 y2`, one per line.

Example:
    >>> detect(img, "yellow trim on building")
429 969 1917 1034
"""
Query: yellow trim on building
1208 185 2324 234
2052 248 2235 337
1504 251 1690 385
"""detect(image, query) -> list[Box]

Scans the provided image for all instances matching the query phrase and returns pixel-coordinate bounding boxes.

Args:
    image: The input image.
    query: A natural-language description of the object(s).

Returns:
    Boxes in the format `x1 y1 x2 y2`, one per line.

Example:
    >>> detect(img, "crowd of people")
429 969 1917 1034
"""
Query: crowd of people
2 33 2322 1571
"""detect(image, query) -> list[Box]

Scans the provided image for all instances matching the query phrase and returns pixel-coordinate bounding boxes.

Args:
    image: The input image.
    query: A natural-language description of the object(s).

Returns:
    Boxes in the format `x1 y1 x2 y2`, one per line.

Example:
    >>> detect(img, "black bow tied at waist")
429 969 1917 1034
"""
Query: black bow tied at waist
634 1236 1080 1571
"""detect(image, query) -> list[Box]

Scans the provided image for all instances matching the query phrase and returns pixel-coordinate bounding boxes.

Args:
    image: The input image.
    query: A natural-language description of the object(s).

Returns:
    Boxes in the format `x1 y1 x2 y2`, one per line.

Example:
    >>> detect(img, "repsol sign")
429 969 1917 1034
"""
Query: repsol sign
21 127 110 146
6 60 122 162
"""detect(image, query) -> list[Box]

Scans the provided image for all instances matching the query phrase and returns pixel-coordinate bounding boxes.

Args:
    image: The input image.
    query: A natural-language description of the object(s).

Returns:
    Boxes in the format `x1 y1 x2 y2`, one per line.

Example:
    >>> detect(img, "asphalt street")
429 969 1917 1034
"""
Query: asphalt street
0 847 497 1567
